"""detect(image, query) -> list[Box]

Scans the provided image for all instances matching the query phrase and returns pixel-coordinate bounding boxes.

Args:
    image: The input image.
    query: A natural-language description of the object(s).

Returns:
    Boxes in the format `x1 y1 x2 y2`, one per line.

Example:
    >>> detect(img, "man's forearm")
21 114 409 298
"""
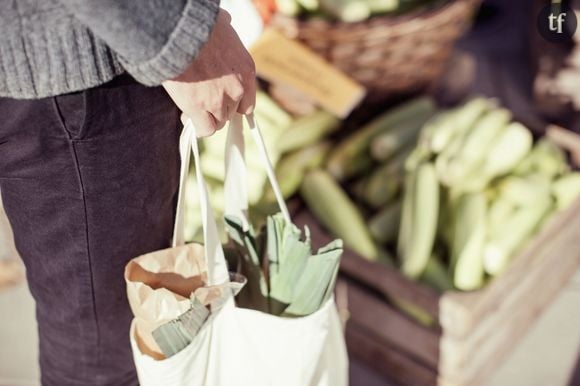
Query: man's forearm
58 0 220 85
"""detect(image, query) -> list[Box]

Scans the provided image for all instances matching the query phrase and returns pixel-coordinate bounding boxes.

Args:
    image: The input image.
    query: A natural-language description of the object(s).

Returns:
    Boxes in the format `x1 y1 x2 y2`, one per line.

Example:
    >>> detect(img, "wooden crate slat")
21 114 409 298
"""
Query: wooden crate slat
341 252 441 318
346 323 439 386
340 278 440 368
438 228 580 384
440 196 580 338
439 201 580 374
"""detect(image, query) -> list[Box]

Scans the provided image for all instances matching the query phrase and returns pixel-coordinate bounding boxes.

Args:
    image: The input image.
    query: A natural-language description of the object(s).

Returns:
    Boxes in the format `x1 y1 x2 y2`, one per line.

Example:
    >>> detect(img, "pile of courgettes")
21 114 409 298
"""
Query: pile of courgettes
300 97 580 293
276 0 443 22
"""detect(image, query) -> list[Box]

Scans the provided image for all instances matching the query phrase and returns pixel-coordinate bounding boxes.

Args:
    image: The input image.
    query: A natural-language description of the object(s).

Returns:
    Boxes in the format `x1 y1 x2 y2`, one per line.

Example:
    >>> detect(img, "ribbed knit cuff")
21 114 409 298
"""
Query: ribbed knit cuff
121 0 220 86
0 16 125 99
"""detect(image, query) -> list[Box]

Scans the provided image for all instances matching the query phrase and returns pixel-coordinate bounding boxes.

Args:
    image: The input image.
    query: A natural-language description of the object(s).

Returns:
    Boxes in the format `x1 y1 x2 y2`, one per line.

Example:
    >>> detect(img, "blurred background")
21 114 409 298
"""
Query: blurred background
2 0 580 385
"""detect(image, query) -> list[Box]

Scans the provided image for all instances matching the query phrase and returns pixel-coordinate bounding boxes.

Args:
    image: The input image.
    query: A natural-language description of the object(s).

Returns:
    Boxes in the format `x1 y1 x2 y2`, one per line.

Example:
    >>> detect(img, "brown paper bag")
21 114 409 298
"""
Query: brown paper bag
125 243 207 359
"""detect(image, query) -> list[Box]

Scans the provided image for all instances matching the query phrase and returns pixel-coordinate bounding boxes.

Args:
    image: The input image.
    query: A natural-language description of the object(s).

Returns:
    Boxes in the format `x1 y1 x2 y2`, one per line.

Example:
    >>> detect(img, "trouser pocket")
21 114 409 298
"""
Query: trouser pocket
53 90 87 140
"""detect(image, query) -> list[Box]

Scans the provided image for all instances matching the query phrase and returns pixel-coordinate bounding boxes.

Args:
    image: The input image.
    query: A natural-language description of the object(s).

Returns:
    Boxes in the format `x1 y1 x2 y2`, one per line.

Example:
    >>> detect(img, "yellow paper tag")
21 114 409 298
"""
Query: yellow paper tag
250 30 366 118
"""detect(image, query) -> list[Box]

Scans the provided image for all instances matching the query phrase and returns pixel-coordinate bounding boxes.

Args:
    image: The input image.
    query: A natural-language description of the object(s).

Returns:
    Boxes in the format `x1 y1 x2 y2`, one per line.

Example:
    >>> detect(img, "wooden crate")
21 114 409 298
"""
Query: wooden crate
294 133 580 386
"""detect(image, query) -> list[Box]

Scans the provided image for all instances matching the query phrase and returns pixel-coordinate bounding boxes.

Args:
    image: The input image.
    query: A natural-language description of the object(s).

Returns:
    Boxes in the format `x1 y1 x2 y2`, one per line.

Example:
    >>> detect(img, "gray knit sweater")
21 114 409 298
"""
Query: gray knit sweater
0 0 220 99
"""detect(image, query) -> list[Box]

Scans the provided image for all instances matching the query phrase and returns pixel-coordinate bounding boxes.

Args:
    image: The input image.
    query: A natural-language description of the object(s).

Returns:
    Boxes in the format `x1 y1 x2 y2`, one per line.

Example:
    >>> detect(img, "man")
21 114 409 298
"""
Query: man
0 0 256 384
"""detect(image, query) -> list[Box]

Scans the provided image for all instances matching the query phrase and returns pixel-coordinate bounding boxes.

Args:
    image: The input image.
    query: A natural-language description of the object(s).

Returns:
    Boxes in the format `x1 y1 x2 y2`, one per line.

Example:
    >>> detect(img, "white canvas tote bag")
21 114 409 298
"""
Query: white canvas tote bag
129 115 348 386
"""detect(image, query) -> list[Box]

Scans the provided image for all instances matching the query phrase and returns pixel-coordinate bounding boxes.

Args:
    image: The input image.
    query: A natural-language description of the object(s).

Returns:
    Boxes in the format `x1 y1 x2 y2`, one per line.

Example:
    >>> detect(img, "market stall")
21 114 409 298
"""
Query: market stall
182 1 580 385
0 1 578 385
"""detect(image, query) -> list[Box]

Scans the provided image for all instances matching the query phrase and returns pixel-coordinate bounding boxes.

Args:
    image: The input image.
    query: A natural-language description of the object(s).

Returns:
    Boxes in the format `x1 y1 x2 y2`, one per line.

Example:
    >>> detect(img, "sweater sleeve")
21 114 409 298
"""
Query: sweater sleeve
57 0 220 85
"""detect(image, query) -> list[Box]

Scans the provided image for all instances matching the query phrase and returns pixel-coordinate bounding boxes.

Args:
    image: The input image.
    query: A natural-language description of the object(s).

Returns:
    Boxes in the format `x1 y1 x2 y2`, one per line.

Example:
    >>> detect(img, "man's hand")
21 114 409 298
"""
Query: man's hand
162 10 256 137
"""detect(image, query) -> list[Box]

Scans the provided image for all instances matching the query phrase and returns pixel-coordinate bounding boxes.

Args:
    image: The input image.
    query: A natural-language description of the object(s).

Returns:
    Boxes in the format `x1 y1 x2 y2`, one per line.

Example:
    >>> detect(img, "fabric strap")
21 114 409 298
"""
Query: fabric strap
172 120 229 286
173 115 290 286
223 113 290 226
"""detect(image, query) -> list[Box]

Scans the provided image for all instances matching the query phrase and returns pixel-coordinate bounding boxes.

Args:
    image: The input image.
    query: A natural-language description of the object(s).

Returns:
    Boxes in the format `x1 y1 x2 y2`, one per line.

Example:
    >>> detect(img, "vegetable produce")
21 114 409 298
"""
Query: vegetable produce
482 122 534 180
397 173 415 259
357 146 412 208
263 141 330 202
255 91 293 130
451 192 487 291
407 98 490 174
327 97 435 180
320 0 371 22
276 110 340 153
276 0 443 22
369 200 402 244
304 98 578 295
399 162 439 278
457 122 534 193
514 138 569 178
276 0 301 16
421 256 453 292
226 212 343 316
152 298 210 358
486 196 516 241
369 112 424 162
297 0 319 11
426 98 491 155
280 95 580 328
552 172 580 210
483 197 553 276
498 174 552 208
301 169 379 260
441 108 511 186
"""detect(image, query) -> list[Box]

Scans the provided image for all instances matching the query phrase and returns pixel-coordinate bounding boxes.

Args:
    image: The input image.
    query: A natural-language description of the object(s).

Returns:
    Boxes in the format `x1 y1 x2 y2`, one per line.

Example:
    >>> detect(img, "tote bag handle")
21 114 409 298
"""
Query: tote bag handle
171 114 290 287
172 120 229 286
223 113 290 228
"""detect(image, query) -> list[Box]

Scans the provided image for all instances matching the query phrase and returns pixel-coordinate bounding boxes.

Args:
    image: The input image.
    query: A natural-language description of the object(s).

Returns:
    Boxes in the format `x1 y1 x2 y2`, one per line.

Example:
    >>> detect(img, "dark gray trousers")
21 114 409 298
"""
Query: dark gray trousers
0 75 181 385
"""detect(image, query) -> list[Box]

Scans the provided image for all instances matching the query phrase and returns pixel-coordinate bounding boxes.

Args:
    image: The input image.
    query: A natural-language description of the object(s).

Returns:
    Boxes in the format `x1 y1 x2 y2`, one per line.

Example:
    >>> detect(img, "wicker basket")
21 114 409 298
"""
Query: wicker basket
271 0 481 102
